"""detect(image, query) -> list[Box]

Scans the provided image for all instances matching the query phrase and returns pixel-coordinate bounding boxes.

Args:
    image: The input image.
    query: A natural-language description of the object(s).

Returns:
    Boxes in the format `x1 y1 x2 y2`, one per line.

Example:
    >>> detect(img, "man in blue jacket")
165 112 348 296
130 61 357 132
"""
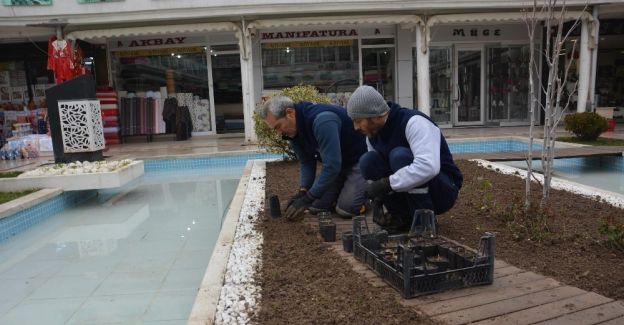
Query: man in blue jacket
259 96 368 220
346 86 463 232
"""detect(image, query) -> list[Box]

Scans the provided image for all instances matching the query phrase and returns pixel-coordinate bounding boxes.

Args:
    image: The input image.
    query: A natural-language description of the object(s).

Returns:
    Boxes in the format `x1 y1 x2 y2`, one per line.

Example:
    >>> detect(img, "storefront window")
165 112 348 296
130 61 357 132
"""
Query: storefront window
486 46 530 121
362 47 394 101
111 46 212 135
261 41 359 96
592 20 624 111
111 47 209 98
0 59 53 108
211 51 243 134
596 47 624 108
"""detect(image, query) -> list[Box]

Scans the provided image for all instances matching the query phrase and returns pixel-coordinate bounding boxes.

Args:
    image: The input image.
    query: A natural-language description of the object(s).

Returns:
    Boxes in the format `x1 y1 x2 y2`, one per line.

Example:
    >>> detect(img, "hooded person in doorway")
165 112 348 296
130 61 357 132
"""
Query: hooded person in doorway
259 96 368 220
346 85 463 233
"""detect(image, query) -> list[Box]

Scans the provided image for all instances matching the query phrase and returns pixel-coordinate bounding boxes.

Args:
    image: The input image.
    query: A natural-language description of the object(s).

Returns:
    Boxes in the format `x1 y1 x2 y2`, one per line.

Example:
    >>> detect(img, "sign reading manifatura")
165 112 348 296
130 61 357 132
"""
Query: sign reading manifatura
263 40 354 49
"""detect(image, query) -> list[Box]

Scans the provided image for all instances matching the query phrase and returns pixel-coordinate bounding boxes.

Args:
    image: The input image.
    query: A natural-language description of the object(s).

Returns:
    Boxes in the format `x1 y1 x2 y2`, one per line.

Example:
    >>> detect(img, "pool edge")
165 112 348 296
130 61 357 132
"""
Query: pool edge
472 159 624 209
188 159 257 324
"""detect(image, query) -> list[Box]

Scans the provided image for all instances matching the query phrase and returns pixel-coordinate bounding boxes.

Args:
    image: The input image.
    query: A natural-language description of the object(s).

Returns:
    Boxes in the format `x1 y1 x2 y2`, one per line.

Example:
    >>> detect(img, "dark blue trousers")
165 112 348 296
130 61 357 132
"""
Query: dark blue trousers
359 147 458 227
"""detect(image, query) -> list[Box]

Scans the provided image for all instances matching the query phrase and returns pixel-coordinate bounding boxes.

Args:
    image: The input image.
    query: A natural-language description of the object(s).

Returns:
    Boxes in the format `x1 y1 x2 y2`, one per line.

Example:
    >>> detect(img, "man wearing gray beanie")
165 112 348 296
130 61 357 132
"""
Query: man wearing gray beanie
346 85 463 232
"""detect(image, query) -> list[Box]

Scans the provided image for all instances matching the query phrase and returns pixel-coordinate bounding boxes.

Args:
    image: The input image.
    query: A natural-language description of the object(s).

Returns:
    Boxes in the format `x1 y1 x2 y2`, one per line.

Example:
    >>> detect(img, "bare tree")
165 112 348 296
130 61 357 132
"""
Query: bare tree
524 0 585 208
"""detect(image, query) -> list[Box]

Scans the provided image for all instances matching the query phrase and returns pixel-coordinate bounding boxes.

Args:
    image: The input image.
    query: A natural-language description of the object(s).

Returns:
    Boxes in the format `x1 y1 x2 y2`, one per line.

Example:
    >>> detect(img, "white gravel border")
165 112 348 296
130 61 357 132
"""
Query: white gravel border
188 159 272 324
213 160 267 324
472 159 624 209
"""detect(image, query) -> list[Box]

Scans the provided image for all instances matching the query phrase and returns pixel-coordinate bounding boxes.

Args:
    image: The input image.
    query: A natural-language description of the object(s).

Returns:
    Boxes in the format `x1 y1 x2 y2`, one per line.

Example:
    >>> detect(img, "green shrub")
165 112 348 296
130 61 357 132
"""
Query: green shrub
0 171 22 178
564 112 608 140
253 85 331 160
600 218 624 251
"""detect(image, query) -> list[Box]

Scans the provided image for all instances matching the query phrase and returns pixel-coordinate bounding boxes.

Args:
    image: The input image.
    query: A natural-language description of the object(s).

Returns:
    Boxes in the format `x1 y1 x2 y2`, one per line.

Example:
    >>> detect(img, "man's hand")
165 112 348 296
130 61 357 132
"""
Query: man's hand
284 192 315 221
286 189 308 209
365 177 392 199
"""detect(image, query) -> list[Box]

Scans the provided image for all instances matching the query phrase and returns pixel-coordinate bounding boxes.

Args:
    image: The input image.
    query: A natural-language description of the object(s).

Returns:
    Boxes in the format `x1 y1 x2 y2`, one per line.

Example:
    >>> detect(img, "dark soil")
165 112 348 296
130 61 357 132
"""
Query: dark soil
444 160 624 300
255 159 624 323
256 160 435 324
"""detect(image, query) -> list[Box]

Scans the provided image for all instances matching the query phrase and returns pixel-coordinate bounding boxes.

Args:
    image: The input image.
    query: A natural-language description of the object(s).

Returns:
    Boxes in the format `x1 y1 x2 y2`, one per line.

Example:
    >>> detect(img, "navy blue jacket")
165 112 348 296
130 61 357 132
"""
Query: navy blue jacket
291 102 367 198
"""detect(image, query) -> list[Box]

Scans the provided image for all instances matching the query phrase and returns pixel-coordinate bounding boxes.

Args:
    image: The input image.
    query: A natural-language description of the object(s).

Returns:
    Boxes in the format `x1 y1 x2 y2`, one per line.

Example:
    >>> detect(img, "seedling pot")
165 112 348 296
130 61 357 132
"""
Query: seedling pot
342 231 353 252
320 222 336 242
268 194 281 218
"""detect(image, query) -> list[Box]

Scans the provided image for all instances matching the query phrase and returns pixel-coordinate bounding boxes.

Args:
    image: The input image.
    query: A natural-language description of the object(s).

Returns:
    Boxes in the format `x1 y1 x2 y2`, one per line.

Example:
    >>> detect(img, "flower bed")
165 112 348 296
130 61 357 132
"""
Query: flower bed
0 159 144 191
19 159 134 177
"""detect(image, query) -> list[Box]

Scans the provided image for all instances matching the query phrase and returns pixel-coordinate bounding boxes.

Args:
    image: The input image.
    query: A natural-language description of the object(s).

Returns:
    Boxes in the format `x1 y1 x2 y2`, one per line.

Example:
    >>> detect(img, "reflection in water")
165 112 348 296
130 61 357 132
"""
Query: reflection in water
0 163 244 324
504 156 624 194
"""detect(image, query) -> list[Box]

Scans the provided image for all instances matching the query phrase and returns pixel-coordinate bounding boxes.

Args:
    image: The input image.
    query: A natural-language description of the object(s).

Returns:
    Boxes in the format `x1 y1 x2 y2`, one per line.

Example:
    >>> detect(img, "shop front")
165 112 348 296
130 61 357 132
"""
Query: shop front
67 23 243 139
0 40 58 153
249 16 420 109
109 34 244 136
257 25 397 107
416 23 537 127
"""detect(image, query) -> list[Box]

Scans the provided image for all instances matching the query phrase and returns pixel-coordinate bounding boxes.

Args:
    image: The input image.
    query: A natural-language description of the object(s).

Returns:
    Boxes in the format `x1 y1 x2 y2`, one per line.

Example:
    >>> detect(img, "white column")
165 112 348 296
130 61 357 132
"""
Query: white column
415 24 430 115
240 33 257 143
395 26 413 107
577 19 590 113
589 7 599 111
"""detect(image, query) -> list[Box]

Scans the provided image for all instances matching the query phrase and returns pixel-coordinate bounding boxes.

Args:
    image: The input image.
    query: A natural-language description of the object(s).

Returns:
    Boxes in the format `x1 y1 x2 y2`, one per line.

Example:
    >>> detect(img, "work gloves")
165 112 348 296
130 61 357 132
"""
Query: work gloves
365 177 392 200
285 190 315 221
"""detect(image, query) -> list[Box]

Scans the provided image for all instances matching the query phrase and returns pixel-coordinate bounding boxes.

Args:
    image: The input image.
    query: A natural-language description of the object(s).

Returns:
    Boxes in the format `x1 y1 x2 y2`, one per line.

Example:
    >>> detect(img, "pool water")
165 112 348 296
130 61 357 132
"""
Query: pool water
448 139 543 154
504 155 624 194
0 154 269 324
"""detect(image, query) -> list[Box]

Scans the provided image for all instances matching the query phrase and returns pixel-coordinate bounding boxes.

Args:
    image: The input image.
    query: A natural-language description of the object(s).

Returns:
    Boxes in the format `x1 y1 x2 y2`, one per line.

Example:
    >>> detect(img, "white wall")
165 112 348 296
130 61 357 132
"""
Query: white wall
1 0 600 27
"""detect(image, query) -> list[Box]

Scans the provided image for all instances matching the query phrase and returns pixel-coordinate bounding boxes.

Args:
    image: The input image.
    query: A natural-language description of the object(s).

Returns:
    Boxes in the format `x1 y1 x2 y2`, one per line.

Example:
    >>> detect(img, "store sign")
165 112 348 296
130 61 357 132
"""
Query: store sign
114 46 203 58
452 28 501 37
116 37 187 48
431 24 530 42
261 29 357 40
263 40 353 49
109 36 205 50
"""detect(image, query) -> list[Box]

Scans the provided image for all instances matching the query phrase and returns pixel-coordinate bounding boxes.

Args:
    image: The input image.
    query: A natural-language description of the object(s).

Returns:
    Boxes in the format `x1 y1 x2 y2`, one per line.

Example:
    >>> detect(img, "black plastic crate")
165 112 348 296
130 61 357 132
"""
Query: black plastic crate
352 216 495 298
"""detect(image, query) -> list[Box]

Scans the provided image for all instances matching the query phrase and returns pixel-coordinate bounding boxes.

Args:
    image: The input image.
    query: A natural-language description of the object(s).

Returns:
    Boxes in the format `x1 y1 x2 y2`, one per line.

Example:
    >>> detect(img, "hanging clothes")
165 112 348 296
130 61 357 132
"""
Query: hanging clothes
176 105 193 141
73 45 86 77
162 97 178 134
47 36 75 84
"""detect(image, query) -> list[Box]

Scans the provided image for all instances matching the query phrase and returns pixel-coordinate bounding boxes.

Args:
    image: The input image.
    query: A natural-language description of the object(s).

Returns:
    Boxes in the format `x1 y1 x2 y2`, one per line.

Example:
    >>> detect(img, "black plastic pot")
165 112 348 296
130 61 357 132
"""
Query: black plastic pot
427 256 450 272
342 231 353 253
417 244 438 258
412 263 440 275
268 194 281 218
319 222 336 242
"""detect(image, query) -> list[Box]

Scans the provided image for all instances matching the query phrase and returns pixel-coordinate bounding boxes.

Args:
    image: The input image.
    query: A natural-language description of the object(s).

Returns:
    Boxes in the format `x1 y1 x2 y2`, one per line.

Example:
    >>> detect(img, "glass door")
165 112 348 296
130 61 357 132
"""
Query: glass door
210 50 243 134
486 46 531 123
362 47 395 101
429 47 452 125
454 46 483 125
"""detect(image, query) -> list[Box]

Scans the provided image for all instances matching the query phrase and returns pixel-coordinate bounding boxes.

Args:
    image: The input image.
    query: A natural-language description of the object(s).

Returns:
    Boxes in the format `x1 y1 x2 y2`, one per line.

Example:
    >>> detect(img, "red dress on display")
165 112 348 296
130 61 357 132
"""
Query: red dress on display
47 36 75 84
73 46 86 77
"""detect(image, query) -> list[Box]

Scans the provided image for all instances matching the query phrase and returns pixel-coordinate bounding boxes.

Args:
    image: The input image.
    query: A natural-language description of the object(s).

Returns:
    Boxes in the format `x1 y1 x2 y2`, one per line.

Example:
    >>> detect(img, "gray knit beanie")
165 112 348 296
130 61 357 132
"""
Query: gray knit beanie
347 85 389 118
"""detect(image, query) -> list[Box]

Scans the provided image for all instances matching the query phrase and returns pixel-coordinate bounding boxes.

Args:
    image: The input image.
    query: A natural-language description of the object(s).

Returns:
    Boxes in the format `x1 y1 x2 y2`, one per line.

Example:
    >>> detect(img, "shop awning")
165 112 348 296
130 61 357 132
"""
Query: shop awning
66 22 239 42
247 15 422 31
0 26 56 42
427 11 593 26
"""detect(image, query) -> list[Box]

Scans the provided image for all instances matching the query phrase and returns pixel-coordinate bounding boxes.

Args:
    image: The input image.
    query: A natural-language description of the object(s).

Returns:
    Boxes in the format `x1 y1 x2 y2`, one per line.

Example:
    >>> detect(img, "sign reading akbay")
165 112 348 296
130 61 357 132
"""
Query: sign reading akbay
109 36 205 50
